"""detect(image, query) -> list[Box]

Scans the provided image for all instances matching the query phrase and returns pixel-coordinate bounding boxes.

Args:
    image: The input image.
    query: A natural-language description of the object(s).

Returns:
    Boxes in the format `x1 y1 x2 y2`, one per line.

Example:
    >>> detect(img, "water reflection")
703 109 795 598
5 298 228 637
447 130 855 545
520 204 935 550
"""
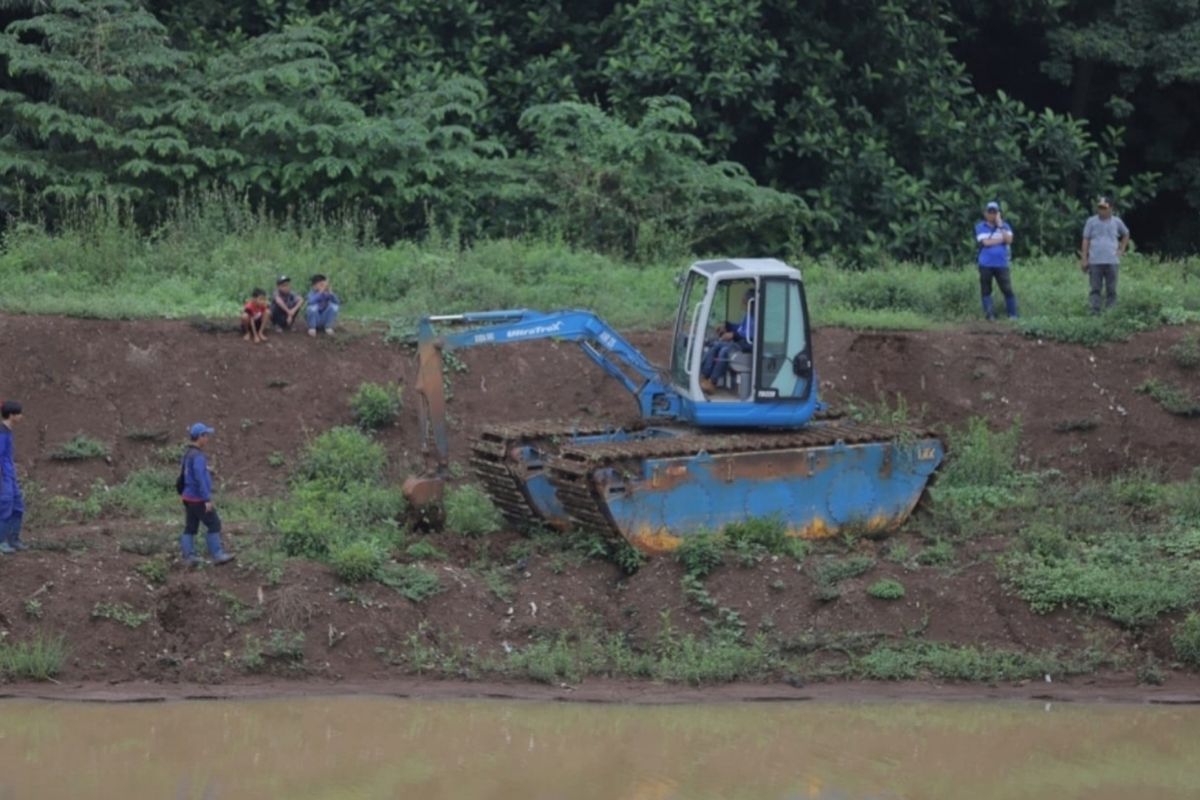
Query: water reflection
0 697 1197 799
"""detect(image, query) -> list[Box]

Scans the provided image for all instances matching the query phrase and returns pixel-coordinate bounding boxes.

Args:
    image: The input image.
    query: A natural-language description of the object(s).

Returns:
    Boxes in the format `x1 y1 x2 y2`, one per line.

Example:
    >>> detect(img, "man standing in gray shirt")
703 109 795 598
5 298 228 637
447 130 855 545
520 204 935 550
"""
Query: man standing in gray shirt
1079 196 1130 314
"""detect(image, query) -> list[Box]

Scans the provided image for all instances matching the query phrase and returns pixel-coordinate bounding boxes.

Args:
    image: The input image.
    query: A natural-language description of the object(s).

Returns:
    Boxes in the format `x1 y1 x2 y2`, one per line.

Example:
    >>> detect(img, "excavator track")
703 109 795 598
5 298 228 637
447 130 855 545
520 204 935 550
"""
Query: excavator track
469 419 646 528
546 420 938 539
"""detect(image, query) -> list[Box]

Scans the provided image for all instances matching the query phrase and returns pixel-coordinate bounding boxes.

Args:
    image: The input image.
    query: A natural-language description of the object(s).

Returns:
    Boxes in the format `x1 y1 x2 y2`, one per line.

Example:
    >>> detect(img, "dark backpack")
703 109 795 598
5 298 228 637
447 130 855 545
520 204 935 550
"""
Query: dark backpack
176 448 195 495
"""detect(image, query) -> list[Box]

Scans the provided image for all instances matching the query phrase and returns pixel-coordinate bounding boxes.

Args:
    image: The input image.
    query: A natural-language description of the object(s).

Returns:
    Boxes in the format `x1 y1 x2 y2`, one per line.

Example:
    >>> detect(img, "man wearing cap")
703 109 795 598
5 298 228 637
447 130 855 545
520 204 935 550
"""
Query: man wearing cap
270 275 305 332
1080 197 1130 314
0 400 26 554
974 201 1018 320
179 423 234 566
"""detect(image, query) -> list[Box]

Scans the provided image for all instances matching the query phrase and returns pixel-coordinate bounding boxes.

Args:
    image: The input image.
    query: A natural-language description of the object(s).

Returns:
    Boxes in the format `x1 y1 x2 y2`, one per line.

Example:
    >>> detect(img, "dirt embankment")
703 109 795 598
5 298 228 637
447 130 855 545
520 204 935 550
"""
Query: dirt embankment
0 314 1198 700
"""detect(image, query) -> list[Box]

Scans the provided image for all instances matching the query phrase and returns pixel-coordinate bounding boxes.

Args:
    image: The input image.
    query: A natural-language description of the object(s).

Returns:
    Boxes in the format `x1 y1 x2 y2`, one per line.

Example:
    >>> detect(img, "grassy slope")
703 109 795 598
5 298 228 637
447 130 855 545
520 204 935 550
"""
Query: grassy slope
2 208 1199 342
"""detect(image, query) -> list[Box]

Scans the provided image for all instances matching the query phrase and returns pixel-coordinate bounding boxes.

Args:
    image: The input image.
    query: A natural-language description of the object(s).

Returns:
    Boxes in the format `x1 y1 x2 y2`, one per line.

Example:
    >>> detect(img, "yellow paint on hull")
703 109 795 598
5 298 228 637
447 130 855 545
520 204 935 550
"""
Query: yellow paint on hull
626 513 904 553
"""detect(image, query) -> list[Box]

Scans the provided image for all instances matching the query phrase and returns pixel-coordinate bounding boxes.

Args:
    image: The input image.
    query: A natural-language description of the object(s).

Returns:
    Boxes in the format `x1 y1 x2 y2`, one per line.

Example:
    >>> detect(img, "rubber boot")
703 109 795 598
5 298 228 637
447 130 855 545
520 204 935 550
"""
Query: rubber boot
1005 295 1018 319
206 531 234 565
981 295 995 321
180 533 198 566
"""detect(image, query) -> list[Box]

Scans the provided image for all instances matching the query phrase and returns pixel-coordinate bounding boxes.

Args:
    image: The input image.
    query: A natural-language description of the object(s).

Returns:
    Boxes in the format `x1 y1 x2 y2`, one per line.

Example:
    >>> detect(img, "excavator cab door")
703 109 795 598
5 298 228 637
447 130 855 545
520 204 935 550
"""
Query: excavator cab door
753 277 813 401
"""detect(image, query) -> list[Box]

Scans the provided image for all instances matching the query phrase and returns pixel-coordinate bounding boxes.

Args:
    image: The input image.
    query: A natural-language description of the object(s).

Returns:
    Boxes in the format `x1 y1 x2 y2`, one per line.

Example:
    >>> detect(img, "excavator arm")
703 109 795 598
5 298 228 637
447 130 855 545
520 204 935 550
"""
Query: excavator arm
401 309 679 517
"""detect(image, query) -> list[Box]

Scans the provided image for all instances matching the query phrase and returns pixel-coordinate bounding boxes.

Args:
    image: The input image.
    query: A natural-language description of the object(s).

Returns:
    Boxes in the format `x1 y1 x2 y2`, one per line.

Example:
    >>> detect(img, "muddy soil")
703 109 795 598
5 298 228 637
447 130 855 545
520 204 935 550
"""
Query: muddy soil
0 314 1197 697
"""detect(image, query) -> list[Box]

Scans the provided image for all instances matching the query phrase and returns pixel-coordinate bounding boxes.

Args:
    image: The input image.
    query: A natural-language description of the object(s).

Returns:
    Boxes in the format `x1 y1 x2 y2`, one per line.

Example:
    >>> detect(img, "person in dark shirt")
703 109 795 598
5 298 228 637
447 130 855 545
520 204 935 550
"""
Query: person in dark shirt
270 275 305 332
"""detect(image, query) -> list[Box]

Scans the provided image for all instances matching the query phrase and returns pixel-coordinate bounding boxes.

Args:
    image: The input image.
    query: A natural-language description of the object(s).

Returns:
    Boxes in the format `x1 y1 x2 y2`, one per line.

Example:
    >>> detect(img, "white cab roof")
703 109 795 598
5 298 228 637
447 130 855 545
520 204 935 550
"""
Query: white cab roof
690 258 801 279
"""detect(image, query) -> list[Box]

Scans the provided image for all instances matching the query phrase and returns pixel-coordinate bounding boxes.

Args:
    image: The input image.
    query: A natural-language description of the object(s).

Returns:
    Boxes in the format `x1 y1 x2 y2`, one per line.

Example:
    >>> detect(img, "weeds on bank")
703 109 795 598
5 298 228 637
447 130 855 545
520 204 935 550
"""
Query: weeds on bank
276 427 404 558
239 544 287 585
444 485 503 536
1174 614 1200 668
1001 485 1200 627
91 601 152 629
377 563 443 602
844 392 923 427
922 417 1029 538
404 539 448 561
134 556 169 585
867 579 906 600
0 637 67 681
350 381 403 430
241 629 305 672
49 434 109 461
216 590 263 625
502 613 775 687
1169 334 1200 369
329 539 388 582
125 429 169 443
854 643 1099 682
1136 378 1200 417
48 469 180 525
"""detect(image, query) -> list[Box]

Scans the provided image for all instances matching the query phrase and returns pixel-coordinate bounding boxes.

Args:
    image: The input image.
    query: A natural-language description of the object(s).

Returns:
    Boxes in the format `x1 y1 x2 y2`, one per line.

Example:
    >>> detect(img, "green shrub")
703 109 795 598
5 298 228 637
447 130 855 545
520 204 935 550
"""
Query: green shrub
276 480 405 558
676 532 726 578
653 631 776 685
1005 532 1199 627
444 484 503 536
49 434 109 461
92 601 151 628
377 563 443 602
1168 334 1200 369
1020 523 1071 560
610 539 647 574
939 417 1021 489
134 556 169 586
867 579 906 600
815 555 876 585
350 382 403 429
329 539 387 582
722 516 800 556
916 539 955 566
296 427 386 489
405 540 448 561
1173 613 1200 668
1136 378 1200 417
857 643 1069 682
0 637 67 681
242 629 306 672
1111 468 1169 511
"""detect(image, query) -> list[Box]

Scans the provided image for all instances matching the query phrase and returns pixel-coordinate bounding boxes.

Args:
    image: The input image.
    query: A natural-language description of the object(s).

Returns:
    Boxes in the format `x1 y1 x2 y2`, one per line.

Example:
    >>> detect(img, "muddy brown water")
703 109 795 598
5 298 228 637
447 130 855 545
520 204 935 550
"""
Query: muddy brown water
1 698 1198 799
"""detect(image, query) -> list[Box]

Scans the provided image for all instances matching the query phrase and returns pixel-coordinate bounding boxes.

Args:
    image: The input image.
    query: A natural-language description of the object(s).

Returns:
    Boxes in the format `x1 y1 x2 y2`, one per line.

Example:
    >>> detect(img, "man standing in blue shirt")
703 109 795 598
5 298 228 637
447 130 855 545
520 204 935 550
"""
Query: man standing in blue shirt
179 422 235 566
0 400 26 554
1080 196 1130 314
974 201 1018 320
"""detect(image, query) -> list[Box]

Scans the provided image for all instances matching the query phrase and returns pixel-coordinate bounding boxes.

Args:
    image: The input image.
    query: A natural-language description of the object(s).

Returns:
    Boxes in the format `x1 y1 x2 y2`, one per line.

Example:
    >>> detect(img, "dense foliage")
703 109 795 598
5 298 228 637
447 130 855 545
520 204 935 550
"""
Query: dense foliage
1 0 1197 262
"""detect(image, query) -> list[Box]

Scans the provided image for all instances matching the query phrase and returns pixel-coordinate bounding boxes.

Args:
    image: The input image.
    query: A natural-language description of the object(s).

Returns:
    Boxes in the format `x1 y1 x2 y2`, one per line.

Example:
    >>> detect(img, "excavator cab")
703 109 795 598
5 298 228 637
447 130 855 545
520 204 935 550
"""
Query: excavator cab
670 259 816 422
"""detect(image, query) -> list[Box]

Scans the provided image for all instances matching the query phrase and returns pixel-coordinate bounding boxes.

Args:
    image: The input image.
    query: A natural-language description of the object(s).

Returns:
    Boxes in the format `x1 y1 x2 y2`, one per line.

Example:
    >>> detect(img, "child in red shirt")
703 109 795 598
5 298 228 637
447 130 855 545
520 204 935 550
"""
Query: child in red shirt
241 288 269 343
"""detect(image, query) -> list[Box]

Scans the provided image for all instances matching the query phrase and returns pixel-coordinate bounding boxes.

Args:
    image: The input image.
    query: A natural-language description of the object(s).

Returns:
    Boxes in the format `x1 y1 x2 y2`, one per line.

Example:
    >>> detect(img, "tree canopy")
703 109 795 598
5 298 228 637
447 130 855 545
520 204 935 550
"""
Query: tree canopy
0 0 1196 262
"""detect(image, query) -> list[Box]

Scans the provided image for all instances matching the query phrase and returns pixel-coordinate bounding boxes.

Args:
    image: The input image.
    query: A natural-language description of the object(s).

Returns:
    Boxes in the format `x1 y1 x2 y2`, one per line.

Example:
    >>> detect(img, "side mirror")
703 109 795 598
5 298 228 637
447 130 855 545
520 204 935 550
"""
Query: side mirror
792 353 812 376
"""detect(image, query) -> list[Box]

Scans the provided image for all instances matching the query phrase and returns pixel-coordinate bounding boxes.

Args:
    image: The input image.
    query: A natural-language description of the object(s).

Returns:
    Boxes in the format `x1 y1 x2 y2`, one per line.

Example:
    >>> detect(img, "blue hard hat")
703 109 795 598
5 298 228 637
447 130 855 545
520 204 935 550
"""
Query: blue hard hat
188 422 215 439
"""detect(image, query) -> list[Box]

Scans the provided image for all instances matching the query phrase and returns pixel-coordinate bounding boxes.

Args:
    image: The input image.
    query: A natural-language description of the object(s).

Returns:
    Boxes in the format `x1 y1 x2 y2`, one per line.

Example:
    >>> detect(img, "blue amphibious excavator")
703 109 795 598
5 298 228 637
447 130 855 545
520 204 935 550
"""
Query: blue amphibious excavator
402 258 943 553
